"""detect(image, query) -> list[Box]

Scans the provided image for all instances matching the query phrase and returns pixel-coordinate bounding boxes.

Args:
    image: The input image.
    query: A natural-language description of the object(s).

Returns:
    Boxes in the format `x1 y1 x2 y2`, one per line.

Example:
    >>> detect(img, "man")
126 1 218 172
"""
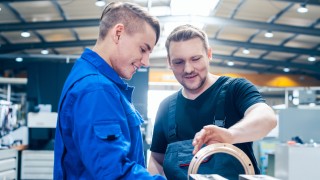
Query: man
148 24 277 180
54 2 165 179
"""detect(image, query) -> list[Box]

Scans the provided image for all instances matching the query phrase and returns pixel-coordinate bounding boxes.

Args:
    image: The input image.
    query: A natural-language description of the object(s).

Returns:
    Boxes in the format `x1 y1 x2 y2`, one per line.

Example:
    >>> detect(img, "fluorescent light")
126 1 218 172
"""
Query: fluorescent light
297 4 308 13
95 0 106 7
264 31 274 38
41 49 49 55
170 0 219 16
227 61 234 66
242 48 250 55
283 67 290 72
149 6 171 16
308 56 316 62
15 57 23 62
163 22 204 37
21 31 31 38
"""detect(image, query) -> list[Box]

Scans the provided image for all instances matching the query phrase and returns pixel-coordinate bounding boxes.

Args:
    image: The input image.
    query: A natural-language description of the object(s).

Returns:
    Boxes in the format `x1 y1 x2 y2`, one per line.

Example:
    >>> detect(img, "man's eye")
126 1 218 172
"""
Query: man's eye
141 48 146 53
192 57 200 61
173 61 182 65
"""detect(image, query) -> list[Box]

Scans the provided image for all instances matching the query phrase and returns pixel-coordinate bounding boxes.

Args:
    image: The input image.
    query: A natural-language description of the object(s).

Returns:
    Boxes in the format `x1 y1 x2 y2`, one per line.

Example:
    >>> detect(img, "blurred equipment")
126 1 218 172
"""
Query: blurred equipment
275 144 320 180
278 108 320 143
1 100 16 137
291 136 304 144
239 174 281 180
0 149 19 179
189 174 227 180
27 112 57 150
298 90 316 104
1 100 27 149
20 150 54 180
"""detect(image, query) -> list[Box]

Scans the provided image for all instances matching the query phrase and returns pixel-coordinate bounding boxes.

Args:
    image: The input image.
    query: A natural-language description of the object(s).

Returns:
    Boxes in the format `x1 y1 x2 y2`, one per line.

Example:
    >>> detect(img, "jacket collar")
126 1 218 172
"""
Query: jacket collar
81 48 132 92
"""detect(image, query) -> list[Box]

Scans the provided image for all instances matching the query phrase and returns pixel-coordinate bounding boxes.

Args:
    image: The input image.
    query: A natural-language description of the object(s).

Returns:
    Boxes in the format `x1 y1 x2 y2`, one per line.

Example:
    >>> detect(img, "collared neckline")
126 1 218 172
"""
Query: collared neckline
80 48 132 91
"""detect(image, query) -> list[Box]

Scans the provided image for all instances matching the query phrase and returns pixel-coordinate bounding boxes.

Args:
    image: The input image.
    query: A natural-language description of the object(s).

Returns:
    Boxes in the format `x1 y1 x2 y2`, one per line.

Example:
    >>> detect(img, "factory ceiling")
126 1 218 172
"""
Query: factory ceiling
0 0 319 78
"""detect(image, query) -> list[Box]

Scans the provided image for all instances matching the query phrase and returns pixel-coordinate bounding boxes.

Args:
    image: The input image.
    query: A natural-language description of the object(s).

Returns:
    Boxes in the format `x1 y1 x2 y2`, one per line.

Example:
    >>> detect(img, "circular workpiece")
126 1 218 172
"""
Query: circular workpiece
188 143 255 180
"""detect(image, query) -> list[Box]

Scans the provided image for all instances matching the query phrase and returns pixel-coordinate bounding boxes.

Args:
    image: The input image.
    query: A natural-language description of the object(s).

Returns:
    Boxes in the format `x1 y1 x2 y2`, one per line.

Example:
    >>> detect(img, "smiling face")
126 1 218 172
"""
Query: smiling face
168 37 212 94
110 22 156 80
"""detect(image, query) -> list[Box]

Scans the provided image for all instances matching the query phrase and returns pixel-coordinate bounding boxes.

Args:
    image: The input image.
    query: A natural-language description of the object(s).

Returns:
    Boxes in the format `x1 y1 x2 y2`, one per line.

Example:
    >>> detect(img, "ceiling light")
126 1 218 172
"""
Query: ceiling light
283 67 290 72
227 61 234 66
21 31 31 38
264 31 274 38
242 48 250 55
95 0 106 7
149 6 171 16
41 49 49 55
308 56 316 62
15 57 23 62
163 22 204 37
170 0 220 16
297 4 308 13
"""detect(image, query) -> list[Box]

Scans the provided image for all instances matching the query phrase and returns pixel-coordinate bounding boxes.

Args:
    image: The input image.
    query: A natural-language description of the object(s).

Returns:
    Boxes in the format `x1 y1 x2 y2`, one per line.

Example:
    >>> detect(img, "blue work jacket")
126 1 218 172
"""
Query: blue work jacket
54 48 164 179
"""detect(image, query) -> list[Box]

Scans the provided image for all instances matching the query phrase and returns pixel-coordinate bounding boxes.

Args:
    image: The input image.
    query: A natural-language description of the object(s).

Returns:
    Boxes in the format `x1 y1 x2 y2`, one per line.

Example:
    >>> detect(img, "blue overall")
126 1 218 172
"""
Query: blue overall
54 49 165 179
163 78 246 180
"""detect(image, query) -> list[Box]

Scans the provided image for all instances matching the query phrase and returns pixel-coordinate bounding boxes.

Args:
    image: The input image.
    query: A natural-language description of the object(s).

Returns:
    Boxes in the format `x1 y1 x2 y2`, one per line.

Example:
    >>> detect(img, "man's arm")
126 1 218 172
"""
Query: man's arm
148 152 166 177
192 103 277 154
228 102 277 143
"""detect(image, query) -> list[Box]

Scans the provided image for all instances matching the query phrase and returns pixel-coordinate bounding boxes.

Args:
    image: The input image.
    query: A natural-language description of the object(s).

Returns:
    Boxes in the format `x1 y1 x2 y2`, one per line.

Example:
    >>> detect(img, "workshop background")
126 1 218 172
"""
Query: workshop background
0 0 319 180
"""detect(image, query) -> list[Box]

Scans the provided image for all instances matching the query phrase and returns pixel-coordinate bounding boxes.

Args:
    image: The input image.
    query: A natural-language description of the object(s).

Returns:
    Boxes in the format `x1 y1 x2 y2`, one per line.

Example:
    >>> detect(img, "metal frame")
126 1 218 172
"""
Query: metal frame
187 143 255 180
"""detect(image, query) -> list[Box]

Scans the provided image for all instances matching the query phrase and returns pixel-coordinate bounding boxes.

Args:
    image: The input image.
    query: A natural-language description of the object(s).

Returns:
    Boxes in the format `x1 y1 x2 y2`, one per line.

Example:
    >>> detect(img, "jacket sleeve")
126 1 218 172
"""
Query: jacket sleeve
72 88 165 179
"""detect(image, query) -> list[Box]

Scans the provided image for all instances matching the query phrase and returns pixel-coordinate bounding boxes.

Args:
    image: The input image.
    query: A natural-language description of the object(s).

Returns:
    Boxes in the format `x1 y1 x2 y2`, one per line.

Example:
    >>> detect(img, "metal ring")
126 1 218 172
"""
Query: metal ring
187 143 255 180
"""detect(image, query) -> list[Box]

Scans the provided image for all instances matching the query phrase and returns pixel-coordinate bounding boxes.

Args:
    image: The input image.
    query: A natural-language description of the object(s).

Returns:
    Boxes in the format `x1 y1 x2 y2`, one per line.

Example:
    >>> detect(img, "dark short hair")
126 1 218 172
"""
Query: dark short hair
99 2 160 45
165 24 209 56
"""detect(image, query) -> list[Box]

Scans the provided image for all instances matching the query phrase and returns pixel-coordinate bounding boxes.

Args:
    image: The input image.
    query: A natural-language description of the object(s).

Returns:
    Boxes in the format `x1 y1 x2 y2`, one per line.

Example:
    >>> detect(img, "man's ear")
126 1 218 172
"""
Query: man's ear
167 56 172 69
112 23 124 43
207 47 212 59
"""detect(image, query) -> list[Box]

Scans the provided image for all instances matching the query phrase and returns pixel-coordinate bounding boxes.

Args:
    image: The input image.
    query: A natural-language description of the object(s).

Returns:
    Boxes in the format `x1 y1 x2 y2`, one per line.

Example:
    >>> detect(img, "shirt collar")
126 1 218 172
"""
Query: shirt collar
80 48 132 92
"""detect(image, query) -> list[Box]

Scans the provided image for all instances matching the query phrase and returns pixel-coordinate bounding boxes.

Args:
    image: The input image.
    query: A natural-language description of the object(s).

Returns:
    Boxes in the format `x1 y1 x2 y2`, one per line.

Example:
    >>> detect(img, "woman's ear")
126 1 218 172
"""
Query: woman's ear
112 23 124 44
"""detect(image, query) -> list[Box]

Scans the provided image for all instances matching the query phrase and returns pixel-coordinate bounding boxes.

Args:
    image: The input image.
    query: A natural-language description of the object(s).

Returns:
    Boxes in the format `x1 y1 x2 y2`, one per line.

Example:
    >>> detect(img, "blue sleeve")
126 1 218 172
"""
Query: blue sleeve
72 88 165 179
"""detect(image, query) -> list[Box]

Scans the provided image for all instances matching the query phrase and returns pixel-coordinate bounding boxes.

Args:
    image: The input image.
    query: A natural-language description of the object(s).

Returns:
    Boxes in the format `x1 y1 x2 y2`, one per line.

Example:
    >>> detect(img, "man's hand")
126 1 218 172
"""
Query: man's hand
192 103 277 155
192 125 233 155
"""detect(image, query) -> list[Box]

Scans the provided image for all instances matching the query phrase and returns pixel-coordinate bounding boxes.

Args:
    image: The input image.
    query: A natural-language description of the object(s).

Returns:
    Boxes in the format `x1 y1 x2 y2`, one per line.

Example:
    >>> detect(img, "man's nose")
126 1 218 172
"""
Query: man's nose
141 53 150 67
184 61 194 73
